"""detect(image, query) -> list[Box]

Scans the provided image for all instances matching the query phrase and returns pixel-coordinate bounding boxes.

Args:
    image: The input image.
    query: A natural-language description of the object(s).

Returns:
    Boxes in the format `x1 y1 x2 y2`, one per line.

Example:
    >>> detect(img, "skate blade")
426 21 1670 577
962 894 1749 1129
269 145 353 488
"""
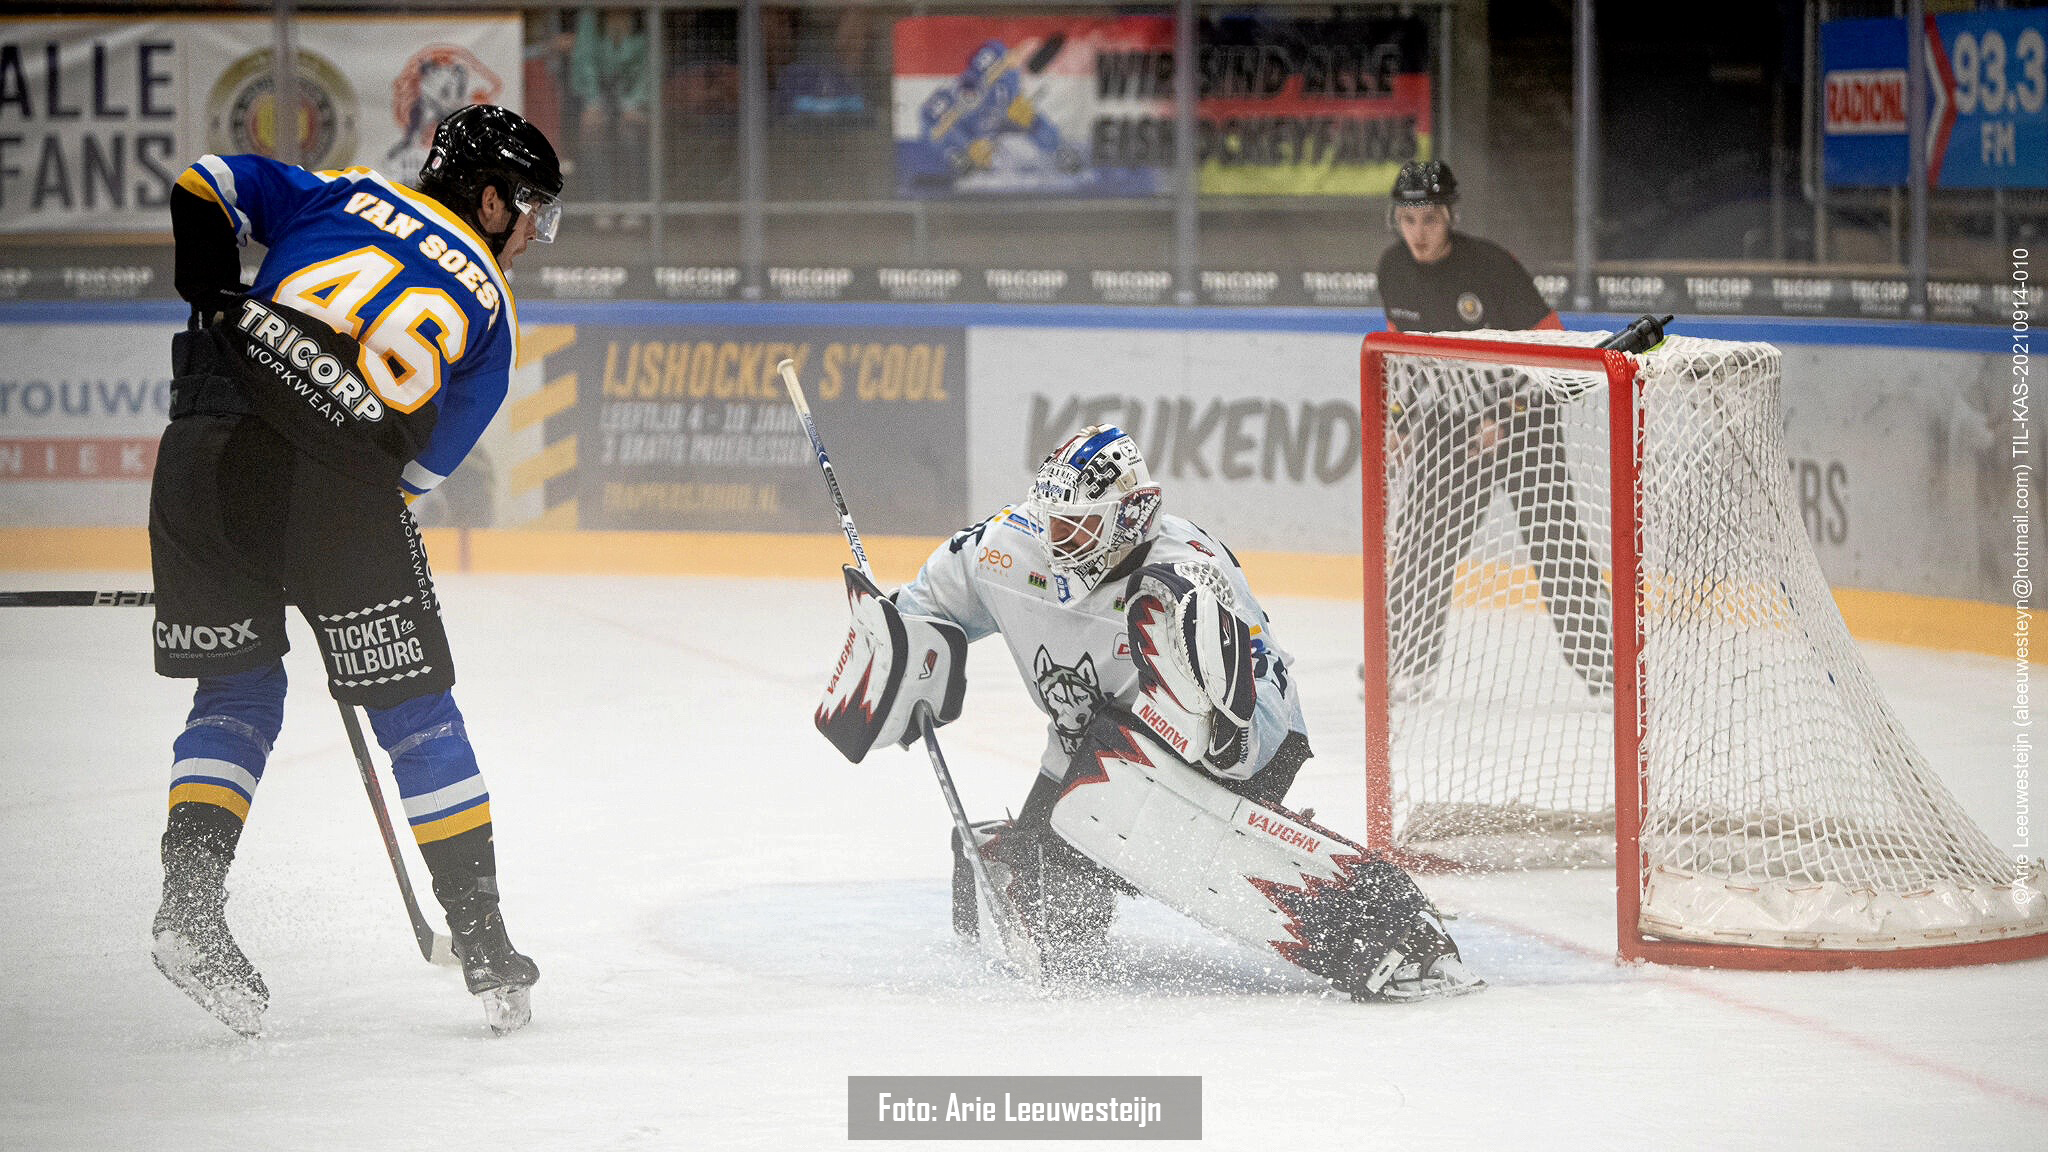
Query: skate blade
479 984 532 1035
152 931 265 1037
1358 959 1489 1004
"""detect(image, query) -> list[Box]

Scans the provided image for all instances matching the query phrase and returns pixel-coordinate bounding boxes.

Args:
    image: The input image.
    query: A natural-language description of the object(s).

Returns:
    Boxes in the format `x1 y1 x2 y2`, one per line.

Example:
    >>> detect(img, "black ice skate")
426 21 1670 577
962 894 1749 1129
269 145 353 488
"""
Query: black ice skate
444 886 539 1035
1350 908 1486 1003
151 836 267 1037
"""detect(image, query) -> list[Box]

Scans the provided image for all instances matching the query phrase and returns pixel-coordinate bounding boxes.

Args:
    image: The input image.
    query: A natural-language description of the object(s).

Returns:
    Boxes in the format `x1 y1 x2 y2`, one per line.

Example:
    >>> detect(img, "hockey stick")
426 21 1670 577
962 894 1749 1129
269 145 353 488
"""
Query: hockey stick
776 359 1043 982
336 701 457 966
912 700 1044 979
0 589 155 606
0 588 455 966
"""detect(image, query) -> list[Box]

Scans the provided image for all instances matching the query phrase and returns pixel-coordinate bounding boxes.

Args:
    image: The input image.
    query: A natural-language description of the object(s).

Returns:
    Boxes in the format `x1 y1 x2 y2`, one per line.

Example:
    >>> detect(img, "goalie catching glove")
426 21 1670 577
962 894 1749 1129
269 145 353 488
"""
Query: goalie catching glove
815 567 967 763
1125 561 1259 779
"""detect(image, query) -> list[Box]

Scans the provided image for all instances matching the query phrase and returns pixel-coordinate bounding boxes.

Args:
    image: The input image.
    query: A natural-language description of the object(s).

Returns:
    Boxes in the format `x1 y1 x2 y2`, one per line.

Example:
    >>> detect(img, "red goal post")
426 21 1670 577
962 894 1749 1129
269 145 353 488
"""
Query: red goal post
1359 329 2048 971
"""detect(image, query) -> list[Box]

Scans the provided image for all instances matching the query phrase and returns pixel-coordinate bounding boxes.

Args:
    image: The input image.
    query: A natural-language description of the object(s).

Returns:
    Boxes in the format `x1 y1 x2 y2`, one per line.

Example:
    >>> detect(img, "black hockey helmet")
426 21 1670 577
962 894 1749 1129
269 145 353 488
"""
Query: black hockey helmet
415 104 564 252
1388 159 1457 227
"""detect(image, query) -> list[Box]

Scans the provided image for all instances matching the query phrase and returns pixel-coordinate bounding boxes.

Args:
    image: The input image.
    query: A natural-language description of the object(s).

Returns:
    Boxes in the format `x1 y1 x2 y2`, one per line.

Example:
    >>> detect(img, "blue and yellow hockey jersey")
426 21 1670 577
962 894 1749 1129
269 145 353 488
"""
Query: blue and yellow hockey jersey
175 154 519 498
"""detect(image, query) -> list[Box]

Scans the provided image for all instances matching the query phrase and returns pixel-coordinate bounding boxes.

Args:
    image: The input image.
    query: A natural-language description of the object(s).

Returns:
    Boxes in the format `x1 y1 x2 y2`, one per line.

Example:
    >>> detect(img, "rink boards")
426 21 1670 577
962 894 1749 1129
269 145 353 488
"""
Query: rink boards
0 299 2023 653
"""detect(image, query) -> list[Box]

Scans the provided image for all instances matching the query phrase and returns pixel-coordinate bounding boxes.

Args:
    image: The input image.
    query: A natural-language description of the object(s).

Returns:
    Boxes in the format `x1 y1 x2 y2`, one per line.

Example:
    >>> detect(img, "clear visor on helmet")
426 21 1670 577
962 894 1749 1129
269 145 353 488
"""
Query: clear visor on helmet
514 186 562 243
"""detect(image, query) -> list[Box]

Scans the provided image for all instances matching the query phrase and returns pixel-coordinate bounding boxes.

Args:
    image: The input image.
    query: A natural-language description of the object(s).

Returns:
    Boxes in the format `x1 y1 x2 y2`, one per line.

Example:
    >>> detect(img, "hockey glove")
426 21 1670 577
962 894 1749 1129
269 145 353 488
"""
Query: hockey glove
1125 561 1258 779
815 567 967 764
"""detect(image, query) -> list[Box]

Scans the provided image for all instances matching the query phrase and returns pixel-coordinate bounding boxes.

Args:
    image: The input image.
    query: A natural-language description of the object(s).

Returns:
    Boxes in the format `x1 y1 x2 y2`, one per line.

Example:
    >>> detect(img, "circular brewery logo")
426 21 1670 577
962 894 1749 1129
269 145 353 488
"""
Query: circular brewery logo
208 49 358 170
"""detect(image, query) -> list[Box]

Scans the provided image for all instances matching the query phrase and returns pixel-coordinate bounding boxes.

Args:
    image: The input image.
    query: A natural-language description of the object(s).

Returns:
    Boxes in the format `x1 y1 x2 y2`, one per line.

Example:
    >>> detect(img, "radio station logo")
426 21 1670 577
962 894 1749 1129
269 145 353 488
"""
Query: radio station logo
1824 68 1907 136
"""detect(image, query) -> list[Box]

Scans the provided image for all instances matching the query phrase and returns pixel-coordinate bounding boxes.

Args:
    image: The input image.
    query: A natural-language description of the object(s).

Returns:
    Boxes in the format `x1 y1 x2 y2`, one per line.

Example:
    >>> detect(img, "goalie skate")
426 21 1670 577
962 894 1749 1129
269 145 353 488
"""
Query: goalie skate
1352 908 1486 1003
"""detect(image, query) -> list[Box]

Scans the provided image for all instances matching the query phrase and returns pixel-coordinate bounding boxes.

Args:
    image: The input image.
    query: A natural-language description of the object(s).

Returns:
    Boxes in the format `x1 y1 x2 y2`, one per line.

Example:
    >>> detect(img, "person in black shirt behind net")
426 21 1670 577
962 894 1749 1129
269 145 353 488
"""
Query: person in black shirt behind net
1374 160 1612 700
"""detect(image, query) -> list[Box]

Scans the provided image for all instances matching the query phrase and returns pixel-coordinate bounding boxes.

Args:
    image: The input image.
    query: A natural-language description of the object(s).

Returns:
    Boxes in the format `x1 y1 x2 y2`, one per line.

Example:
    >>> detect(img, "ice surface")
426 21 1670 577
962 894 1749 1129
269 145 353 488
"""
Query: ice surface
2 571 2041 1149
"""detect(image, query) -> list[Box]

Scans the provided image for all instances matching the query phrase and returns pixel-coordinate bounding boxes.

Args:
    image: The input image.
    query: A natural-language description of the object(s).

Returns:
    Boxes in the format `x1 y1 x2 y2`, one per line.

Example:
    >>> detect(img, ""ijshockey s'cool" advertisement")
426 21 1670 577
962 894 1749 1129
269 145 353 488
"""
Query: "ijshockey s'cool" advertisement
551 325 969 535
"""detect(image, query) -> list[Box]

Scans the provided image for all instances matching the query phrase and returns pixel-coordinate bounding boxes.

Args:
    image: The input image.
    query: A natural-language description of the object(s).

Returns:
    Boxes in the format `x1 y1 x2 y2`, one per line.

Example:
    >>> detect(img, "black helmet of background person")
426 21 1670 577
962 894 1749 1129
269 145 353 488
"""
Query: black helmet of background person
1388 159 1457 227
415 104 564 255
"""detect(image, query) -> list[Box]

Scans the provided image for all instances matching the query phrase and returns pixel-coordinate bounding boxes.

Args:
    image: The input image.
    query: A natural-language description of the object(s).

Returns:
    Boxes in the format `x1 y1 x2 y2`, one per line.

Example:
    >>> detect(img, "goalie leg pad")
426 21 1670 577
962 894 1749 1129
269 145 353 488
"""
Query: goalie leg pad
815 566 967 763
1045 709 1473 999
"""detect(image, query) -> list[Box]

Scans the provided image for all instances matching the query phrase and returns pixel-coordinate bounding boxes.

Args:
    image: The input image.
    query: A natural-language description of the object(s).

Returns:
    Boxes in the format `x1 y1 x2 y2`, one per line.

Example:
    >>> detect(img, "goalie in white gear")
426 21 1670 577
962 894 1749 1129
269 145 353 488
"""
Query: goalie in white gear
818 425 1481 1001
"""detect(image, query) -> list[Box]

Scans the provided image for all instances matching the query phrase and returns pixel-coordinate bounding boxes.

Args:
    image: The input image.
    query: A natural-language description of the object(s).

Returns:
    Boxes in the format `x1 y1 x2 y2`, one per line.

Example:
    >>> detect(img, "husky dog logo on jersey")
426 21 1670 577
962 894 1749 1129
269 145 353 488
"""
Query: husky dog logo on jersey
1033 647 1102 753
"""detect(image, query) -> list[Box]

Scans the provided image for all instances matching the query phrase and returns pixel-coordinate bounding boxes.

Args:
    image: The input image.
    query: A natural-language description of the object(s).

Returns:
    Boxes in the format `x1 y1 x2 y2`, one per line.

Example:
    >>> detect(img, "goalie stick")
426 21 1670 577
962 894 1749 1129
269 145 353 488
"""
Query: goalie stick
1 588 456 966
777 359 1044 982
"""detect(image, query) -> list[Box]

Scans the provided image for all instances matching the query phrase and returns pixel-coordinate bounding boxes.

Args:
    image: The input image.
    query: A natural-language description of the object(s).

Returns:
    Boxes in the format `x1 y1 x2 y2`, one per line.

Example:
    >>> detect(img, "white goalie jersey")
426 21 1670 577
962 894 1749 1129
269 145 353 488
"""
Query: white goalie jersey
895 506 1307 782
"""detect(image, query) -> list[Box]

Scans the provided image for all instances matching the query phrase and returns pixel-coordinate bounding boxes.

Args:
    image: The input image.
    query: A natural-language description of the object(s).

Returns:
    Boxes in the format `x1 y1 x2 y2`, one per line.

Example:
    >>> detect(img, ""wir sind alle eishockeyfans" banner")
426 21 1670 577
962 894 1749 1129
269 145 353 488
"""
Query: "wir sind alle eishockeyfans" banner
893 12 1431 199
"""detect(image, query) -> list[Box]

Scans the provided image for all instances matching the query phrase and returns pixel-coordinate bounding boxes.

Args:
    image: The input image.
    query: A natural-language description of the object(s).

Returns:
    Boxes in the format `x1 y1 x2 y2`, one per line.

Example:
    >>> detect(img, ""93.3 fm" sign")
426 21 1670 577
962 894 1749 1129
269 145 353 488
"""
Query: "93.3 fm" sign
1822 10 2046 189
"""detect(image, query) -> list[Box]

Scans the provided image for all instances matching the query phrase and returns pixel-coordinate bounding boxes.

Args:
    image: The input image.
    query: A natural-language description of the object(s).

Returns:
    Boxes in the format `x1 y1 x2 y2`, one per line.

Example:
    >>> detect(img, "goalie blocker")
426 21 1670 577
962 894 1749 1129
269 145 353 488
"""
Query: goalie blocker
816 566 968 761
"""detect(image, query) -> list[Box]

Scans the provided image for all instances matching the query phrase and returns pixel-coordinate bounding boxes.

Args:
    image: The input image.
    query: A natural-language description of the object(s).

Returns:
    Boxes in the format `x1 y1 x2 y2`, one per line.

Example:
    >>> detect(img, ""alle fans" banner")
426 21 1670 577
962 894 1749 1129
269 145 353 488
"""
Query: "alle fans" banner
893 12 1431 199
0 15 522 233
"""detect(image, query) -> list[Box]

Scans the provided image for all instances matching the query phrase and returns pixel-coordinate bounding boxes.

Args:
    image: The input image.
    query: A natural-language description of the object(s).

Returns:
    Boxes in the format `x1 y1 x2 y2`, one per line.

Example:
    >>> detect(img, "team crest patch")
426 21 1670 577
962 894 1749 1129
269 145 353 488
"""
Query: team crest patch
1457 292 1485 324
1028 571 1048 590
208 49 358 169
1032 647 1103 753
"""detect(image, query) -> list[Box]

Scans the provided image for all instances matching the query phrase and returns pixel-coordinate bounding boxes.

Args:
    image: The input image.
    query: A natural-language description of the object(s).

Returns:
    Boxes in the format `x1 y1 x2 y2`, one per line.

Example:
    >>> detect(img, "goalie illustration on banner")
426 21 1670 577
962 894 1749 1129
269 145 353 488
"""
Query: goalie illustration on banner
810 421 1484 1002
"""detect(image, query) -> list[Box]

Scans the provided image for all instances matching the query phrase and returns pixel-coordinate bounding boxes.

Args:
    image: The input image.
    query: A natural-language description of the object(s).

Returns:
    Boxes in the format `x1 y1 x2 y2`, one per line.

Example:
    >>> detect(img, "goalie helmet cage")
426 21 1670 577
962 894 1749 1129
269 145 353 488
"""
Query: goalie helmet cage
1359 328 2048 970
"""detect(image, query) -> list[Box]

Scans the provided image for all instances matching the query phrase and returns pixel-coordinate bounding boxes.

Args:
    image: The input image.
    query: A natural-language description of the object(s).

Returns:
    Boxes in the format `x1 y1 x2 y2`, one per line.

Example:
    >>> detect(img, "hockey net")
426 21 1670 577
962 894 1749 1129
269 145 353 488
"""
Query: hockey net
1360 328 2048 968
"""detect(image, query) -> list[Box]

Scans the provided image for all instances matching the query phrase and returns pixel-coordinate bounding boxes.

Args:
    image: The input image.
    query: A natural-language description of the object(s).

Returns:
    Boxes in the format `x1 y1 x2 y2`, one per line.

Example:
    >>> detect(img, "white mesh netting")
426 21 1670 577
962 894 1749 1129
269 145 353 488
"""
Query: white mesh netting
1370 328 2047 953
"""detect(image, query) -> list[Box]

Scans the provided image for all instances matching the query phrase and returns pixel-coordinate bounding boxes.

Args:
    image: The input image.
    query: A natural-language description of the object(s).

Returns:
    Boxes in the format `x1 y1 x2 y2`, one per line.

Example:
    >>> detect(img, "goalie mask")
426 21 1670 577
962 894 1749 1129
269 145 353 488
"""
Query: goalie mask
1029 425 1162 592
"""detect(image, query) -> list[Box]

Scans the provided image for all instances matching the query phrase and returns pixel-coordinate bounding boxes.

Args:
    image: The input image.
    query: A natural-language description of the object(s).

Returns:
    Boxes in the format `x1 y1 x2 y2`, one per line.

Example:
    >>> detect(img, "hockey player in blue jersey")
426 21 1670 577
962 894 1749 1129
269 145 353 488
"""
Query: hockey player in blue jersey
918 38 1082 180
146 105 562 1036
